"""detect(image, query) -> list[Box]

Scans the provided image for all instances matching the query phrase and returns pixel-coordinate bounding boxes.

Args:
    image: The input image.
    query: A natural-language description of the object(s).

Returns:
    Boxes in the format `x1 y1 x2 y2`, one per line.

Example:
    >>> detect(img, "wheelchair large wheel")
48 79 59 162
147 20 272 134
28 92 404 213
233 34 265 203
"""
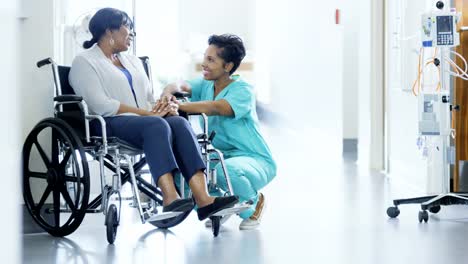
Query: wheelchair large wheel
23 118 90 237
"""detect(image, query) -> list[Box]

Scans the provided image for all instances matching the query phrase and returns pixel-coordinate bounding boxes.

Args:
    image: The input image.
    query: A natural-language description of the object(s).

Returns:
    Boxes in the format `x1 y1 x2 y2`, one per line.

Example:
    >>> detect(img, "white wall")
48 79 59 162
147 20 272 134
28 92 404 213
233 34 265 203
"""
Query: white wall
358 0 387 171
342 0 359 139
20 0 55 139
178 0 255 54
1 0 21 262
370 0 385 170
136 0 182 91
358 0 371 166
19 0 56 201
255 0 343 155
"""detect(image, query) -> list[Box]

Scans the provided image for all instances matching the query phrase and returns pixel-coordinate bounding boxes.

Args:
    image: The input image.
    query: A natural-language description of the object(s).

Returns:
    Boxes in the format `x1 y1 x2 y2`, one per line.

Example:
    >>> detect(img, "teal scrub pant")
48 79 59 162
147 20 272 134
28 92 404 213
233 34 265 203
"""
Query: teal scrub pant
212 156 276 219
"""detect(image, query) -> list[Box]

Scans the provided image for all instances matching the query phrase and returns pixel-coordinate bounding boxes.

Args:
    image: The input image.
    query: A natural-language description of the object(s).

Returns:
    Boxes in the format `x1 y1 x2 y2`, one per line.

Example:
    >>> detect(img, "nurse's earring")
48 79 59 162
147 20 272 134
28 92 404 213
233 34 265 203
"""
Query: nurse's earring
109 37 115 46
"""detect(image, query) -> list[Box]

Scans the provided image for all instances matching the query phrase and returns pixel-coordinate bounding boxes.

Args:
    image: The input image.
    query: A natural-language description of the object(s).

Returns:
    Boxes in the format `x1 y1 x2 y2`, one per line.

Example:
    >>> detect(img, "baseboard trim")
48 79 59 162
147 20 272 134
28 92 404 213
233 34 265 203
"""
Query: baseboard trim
22 204 49 234
343 138 358 153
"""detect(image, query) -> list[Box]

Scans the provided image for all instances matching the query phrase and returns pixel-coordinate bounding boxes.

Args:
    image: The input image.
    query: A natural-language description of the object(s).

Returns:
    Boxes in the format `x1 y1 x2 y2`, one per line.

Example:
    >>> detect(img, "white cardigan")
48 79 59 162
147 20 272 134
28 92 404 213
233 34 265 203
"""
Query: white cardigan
69 44 153 116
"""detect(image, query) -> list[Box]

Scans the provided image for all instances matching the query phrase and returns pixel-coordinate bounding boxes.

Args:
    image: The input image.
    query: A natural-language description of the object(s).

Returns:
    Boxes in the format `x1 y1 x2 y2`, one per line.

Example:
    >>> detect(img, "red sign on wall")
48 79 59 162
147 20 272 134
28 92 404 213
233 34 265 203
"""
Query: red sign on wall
336 9 340 25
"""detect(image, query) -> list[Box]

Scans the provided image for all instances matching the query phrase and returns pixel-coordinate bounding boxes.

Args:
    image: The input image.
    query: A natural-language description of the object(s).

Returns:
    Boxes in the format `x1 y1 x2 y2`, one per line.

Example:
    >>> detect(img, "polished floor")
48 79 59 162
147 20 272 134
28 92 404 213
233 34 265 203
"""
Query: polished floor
22 122 468 264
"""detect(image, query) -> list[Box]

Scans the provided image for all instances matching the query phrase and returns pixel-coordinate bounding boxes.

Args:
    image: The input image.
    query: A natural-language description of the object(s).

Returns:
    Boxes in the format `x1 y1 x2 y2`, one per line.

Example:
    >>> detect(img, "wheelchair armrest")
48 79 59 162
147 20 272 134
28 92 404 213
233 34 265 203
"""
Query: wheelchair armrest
174 92 191 99
197 131 216 142
188 112 213 142
197 133 207 140
54 95 83 103
85 114 108 153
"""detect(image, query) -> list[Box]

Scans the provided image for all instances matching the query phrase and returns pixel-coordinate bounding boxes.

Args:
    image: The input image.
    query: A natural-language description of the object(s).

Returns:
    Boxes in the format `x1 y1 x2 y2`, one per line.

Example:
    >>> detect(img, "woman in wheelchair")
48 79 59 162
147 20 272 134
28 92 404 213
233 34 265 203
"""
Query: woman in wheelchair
161 34 277 230
68 8 238 221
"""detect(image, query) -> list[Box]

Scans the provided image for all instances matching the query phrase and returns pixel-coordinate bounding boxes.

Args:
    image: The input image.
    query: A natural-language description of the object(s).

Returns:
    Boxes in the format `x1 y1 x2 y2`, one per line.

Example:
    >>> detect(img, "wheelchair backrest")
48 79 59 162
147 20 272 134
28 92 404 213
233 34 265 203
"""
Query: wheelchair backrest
56 65 87 139
57 66 75 96
139 56 150 78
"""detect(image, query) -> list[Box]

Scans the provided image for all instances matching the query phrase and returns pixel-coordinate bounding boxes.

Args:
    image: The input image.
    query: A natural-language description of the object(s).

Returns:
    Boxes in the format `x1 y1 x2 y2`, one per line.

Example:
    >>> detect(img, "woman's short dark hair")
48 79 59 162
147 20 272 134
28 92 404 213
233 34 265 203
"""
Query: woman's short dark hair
208 34 246 75
83 8 134 49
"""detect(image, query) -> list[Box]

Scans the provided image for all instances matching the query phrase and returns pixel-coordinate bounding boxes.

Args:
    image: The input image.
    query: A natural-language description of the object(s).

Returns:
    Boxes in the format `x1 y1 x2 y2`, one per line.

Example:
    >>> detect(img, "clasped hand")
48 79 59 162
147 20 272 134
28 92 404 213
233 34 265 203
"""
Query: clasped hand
151 96 179 117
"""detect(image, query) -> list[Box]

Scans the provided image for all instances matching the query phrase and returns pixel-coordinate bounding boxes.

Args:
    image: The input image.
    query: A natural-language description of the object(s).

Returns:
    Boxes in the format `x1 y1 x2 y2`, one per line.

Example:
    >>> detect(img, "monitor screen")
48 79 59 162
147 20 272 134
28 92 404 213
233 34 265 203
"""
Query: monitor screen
437 16 453 34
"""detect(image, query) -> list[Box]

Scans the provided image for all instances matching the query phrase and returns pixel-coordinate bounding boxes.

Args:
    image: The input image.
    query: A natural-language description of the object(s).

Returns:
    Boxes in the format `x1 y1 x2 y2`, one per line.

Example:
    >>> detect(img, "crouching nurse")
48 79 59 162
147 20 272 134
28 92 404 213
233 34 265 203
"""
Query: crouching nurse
161 34 276 230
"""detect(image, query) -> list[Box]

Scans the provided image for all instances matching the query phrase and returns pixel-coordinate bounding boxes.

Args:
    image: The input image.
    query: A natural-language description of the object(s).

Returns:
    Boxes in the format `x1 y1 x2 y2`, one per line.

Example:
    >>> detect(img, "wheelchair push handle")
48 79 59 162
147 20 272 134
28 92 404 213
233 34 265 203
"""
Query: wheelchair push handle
37 58 53 68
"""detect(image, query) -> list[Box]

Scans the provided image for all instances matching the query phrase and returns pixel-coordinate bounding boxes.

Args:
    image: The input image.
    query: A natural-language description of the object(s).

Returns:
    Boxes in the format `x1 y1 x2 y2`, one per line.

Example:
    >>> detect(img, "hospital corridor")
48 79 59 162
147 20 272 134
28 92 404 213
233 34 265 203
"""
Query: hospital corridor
21 122 468 264
4 0 468 263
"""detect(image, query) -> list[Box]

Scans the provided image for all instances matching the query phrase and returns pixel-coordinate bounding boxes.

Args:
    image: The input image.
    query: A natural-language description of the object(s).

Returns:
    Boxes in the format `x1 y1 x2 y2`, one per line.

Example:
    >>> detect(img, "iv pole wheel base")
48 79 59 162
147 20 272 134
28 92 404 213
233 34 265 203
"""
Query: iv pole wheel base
386 206 400 218
429 205 441 214
418 210 429 223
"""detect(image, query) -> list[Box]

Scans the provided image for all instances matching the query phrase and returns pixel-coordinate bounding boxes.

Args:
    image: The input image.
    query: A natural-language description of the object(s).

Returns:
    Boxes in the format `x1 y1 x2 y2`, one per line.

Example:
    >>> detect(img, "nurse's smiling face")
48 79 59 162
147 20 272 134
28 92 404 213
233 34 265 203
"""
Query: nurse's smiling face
201 45 233 81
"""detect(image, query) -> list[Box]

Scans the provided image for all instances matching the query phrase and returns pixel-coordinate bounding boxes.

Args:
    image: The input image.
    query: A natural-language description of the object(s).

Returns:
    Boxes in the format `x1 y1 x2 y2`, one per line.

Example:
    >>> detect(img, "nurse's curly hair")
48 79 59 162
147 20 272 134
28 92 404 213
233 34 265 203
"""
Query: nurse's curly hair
208 34 246 75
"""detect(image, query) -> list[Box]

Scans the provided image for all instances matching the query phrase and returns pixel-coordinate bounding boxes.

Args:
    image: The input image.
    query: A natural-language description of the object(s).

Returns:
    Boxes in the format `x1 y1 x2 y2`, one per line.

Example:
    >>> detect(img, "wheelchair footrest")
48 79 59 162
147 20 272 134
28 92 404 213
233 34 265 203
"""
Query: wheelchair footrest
145 211 183 222
212 202 251 217
129 202 151 209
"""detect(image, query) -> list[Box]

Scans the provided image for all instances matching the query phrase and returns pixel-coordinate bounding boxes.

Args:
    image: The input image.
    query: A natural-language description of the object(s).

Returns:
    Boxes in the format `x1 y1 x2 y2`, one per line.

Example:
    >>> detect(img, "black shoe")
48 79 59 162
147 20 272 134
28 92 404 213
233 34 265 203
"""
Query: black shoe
197 196 239 221
163 198 195 213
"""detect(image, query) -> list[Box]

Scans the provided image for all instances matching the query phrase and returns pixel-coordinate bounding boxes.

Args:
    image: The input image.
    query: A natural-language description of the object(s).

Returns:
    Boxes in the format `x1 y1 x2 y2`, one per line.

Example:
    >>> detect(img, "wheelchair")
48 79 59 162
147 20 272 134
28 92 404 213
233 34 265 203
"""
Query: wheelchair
23 56 250 244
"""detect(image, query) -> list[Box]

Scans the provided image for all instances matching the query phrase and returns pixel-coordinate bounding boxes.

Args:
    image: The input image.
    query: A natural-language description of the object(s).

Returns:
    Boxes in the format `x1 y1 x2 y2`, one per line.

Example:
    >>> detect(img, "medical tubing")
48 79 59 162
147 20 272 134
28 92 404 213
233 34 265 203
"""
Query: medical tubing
412 61 437 94
412 48 423 95
446 56 468 76
412 48 442 95
449 50 468 74
445 57 468 80
446 59 463 75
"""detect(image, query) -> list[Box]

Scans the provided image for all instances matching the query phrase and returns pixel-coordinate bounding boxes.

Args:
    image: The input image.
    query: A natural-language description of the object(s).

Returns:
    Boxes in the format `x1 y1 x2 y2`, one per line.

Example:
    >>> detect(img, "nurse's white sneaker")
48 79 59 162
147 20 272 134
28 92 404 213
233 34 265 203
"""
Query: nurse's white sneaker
239 193 265 230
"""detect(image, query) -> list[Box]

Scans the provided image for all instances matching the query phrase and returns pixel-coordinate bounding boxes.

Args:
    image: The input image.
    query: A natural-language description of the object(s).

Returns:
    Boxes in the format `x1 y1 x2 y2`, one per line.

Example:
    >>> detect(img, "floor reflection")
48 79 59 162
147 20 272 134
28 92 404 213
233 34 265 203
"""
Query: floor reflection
23 236 90 264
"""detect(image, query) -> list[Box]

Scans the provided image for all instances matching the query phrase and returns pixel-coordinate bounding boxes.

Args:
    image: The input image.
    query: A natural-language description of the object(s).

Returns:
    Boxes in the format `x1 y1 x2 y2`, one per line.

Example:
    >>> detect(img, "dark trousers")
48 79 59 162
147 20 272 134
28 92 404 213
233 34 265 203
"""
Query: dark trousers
90 115 206 185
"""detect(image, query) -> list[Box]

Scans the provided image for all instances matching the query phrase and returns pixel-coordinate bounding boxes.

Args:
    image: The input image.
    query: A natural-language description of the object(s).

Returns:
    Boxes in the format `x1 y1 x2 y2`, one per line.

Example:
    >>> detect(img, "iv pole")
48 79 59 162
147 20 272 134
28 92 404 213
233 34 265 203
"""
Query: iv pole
386 1 468 222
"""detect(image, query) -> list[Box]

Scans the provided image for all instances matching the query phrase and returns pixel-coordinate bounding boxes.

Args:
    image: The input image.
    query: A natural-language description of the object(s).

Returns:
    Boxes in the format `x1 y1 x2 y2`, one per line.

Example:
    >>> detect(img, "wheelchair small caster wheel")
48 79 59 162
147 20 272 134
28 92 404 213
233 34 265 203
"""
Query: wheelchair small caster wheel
418 210 429 223
429 205 441 214
106 204 119 244
211 216 221 237
386 206 400 218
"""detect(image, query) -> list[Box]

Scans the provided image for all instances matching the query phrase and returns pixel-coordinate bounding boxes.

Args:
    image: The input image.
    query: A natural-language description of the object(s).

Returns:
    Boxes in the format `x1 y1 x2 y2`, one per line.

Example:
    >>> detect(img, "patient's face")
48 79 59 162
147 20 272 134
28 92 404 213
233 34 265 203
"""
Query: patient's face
201 45 227 80
112 25 134 52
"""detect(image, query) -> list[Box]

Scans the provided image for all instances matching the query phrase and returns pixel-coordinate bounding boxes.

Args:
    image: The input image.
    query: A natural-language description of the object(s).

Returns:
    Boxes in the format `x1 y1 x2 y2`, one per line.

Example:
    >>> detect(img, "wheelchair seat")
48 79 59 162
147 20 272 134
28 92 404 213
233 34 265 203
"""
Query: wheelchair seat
86 136 144 155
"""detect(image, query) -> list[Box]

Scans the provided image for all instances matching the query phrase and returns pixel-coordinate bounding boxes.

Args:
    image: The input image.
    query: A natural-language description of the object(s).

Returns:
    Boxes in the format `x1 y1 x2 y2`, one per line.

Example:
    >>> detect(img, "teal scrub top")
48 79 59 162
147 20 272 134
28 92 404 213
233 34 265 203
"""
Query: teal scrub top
187 76 276 169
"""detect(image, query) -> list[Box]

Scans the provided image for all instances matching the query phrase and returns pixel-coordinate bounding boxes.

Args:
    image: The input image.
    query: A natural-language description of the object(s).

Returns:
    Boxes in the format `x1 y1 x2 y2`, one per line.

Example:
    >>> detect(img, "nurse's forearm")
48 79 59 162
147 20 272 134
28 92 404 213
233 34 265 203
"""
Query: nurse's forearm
179 101 233 116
